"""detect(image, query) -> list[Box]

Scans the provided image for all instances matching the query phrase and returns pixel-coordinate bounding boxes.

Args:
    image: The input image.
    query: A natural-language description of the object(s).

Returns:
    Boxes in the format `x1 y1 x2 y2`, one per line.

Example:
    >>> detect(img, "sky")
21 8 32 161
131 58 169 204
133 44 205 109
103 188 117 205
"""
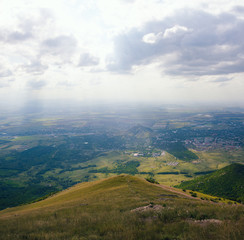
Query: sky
0 0 244 107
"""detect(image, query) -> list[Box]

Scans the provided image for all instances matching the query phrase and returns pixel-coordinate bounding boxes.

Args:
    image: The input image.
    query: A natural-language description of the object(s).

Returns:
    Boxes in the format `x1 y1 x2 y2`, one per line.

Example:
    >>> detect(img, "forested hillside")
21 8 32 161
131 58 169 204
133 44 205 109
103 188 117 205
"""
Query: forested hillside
176 163 244 202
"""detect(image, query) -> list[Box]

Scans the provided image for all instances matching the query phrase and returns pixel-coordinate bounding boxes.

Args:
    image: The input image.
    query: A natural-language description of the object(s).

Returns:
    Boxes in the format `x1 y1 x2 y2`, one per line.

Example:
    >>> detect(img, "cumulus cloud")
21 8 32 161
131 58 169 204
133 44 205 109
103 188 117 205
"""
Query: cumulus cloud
107 8 244 76
163 25 191 39
78 53 99 67
0 9 53 45
142 32 163 44
142 25 191 44
0 9 57 78
0 8 79 78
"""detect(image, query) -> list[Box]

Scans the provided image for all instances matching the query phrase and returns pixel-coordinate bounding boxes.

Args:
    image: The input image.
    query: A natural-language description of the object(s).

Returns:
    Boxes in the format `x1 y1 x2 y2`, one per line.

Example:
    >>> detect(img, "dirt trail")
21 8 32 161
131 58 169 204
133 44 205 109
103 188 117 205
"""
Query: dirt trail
158 184 198 200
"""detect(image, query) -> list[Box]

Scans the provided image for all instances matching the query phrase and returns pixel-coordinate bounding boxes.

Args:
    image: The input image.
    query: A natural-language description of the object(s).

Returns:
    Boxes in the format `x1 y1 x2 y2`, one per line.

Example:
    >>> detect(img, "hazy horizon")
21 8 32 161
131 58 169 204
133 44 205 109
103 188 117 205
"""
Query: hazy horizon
1 98 244 116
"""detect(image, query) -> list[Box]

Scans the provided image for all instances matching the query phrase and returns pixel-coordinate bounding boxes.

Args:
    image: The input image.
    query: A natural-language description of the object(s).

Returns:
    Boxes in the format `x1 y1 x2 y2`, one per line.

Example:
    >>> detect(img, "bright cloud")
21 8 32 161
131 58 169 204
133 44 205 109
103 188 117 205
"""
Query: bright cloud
163 25 191 39
142 32 163 44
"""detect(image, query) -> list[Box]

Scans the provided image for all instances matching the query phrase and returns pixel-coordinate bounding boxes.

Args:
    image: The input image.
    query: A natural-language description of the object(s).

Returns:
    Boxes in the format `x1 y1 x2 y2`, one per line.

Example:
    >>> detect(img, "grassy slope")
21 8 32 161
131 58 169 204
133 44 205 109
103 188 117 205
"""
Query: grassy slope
0 175 244 240
176 163 244 202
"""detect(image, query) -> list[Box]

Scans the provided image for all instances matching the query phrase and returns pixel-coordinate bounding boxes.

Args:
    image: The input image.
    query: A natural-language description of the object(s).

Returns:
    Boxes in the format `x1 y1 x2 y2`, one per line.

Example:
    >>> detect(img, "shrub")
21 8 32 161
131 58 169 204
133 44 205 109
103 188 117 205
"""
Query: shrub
190 192 197 197
145 177 159 184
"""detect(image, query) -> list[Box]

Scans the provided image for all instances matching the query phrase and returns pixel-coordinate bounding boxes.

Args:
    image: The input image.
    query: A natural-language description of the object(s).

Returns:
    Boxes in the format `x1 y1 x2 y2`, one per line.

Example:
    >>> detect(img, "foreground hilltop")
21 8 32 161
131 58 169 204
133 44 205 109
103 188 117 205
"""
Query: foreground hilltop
0 175 243 240
176 163 244 203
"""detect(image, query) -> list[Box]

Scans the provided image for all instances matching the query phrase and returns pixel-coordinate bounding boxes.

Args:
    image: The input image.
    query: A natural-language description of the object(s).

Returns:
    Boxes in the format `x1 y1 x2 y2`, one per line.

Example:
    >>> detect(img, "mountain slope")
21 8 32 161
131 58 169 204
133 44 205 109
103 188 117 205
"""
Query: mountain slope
0 175 178 218
0 175 244 240
176 163 244 202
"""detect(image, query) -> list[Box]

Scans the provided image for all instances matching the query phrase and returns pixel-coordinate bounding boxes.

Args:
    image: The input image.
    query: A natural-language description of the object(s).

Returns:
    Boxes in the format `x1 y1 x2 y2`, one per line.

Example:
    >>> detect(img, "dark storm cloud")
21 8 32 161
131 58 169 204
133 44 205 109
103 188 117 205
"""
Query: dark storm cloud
107 8 244 76
78 53 99 67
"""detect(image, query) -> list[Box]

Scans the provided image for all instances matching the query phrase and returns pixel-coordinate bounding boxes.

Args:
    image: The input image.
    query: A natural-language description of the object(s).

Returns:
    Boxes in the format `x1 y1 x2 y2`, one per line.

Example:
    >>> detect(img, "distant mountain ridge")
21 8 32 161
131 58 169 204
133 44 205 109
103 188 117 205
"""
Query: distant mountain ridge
127 125 153 138
176 163 244 202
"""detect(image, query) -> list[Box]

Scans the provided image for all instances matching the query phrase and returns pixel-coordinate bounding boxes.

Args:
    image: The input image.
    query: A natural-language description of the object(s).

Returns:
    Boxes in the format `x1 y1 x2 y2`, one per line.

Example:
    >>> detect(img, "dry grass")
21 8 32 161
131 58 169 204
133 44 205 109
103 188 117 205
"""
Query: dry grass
0 175 243 240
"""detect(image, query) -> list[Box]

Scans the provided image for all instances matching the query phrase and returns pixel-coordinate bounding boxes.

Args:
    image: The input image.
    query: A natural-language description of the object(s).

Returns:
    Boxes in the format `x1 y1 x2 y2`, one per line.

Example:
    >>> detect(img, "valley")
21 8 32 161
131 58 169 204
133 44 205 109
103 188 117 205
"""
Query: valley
0 105 244 210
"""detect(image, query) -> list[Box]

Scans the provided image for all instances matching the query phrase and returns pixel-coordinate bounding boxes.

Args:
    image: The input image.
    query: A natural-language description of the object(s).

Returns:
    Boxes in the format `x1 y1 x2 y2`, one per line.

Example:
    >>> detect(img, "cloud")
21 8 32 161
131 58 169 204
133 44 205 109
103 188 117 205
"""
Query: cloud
232 5 244 13
0 59 13 82
107 8 244 76
163 25 191 39
142 32 163 44
142 25 191 44
0 9 53 45
78 53 99 67
0 8 56 79
21 60 48 75
7 31 32 43
120 0 136 3
0 29 33 44
0 69 12 78
41 35 77 61
0 81 11 88
27 79 47 89
107 30 150 73
0 64 14 87
0 75 13 88
0 8 76 72
211 77 232 83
